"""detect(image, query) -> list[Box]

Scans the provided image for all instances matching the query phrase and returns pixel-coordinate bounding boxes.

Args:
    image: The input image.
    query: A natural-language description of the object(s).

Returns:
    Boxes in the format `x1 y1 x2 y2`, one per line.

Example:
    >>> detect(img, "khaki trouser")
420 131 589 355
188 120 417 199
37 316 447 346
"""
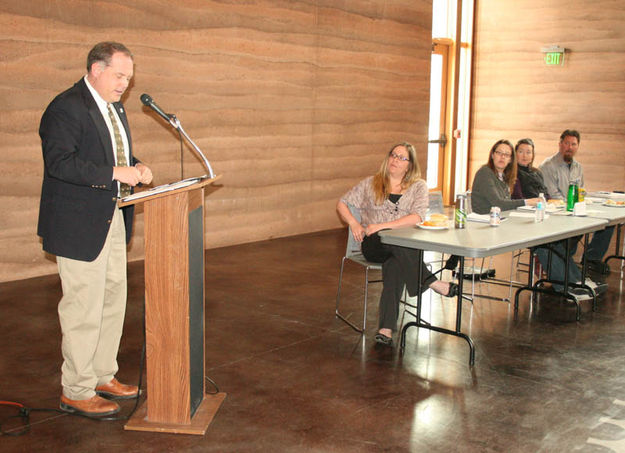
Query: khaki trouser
57 207 127 400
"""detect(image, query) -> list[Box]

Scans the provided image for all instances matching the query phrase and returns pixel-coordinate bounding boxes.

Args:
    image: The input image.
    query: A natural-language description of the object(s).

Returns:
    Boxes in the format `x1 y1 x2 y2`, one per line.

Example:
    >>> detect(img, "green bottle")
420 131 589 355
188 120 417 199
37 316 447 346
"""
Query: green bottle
566 182 578 212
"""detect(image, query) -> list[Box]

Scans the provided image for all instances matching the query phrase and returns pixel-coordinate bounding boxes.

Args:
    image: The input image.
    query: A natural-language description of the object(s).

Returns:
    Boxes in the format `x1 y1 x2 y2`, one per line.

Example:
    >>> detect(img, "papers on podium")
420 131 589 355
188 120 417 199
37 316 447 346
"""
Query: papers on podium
120 176 207 203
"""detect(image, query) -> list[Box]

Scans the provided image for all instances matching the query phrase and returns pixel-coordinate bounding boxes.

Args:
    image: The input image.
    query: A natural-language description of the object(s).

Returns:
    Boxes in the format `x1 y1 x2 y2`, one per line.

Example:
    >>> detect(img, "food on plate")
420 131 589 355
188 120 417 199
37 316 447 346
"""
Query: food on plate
547 199 565 206
421 213 448 227
605 199 625 206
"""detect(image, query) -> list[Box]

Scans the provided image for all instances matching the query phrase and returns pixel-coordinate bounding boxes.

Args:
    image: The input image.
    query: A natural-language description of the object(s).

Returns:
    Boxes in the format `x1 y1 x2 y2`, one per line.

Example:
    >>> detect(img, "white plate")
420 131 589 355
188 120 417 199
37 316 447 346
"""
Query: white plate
417 223 449 230
603 201 625 208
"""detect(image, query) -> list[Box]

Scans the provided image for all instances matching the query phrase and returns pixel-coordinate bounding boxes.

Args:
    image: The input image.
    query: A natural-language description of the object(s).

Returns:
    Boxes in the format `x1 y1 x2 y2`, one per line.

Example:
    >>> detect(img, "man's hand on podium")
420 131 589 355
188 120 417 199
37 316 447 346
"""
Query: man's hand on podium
113 164 153 186
135 163 153 185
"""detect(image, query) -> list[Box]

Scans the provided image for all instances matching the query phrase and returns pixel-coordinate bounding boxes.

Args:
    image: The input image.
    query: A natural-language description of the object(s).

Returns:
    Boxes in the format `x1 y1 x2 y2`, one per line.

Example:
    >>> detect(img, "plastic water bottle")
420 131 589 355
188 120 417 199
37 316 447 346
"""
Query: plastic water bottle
535 201 545 223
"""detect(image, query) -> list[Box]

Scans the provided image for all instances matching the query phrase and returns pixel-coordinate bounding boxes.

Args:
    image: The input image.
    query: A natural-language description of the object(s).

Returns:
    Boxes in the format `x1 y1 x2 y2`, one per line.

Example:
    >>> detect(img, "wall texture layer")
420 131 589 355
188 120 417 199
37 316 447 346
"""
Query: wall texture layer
470 0 625 193
0 0 432 282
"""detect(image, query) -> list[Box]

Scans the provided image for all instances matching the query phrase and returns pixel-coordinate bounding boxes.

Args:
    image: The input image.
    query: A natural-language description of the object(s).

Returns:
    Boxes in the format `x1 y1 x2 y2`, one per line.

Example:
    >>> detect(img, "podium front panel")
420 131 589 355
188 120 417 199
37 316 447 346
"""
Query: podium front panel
144 191 193 424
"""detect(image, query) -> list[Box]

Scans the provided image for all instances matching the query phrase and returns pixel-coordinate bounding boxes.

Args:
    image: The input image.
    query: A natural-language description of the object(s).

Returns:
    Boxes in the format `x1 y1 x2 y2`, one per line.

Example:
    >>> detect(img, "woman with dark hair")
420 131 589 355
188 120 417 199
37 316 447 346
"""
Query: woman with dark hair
512 138 550 199
337 142 457 346
471 139 541 214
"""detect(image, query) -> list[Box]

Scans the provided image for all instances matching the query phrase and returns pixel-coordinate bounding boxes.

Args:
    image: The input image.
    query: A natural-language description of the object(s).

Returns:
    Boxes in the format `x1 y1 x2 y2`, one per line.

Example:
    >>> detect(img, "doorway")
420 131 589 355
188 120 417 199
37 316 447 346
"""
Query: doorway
427 42 451 192
426 0 475 204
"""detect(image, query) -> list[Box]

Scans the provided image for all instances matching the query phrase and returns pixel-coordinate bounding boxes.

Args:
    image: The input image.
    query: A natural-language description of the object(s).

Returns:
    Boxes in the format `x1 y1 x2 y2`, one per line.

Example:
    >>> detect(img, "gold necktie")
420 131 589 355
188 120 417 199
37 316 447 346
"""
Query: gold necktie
107 104 131 197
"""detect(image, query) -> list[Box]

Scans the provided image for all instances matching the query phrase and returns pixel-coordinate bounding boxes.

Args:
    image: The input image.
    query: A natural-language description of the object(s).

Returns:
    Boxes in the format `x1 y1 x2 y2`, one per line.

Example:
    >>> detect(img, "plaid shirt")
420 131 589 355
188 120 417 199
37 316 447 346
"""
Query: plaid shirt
539 152 584 200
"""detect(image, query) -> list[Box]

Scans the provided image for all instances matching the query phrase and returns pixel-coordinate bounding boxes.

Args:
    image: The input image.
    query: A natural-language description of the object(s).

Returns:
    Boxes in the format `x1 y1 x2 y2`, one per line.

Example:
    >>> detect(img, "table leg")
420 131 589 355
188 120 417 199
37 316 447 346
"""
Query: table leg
514 233 597 321
578 233 598 311
514 247 536 313
400 252 475 366
416 249 423 322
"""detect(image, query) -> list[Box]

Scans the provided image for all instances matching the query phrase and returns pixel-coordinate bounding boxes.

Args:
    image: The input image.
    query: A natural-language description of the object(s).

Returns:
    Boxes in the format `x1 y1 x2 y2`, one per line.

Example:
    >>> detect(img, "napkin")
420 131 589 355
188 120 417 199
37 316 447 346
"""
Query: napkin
467 213 490 223
508 211 549 219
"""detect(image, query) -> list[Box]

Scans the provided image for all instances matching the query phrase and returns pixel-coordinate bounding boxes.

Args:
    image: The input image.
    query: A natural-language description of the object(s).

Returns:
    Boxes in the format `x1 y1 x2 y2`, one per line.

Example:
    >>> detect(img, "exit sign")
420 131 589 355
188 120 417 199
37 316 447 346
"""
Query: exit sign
544 52 563 65
541 45 566 66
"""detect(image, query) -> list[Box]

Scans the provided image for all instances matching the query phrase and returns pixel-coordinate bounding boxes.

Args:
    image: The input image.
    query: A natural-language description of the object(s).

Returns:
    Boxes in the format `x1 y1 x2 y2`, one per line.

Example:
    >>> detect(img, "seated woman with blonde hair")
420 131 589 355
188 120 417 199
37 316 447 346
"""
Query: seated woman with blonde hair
337 142 457 347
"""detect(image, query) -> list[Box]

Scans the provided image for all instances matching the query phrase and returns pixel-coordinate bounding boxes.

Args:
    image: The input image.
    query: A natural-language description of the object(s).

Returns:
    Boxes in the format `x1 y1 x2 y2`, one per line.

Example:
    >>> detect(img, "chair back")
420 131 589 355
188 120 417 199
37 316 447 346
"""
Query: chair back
345 204 364 258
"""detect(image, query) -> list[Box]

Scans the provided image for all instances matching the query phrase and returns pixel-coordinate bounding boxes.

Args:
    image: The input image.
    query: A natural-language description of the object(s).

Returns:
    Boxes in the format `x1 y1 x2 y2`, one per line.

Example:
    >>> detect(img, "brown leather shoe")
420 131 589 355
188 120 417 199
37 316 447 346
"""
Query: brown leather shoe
95 378 139 400
60 395 120 416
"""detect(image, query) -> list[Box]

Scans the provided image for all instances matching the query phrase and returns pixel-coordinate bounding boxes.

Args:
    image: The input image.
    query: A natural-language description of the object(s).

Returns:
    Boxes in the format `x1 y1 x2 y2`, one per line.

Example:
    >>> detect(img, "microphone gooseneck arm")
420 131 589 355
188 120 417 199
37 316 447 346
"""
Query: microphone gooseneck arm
140 93 215 179
170 115 215 179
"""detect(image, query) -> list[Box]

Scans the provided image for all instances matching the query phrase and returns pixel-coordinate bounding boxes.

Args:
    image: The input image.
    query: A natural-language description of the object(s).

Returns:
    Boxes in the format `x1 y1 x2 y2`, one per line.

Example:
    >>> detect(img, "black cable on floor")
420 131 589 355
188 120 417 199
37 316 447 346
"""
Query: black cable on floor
205 375 220 394
2 295 221 436
0 298 147 436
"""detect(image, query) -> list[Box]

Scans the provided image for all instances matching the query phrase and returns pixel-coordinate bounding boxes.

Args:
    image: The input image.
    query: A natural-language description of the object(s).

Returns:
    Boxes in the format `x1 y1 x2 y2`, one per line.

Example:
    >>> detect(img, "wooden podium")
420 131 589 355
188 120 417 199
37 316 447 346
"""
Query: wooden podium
120 175 225 435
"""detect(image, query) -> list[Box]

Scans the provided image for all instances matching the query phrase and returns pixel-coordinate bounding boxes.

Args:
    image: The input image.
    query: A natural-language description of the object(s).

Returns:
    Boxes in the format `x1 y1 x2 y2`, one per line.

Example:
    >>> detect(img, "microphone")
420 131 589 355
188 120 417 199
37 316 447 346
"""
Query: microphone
140 92 216 178
140 93 172 123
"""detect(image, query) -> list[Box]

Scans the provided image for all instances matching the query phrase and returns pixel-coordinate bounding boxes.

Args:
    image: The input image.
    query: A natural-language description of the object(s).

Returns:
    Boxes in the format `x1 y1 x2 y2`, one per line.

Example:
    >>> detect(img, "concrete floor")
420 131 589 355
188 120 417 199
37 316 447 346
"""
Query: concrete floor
1 228 625 452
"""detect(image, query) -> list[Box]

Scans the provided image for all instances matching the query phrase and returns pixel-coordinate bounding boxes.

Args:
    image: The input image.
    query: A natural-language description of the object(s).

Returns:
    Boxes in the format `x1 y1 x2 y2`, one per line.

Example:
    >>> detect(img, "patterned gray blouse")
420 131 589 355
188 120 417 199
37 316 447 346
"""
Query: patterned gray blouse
340 176 428 226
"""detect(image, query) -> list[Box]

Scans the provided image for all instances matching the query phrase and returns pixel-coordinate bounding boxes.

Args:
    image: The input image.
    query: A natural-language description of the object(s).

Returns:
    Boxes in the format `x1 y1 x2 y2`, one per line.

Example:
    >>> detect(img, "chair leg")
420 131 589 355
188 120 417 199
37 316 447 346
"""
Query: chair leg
335 257 347 313
507 251 514 301
470 258 476 301
400 285 417 321
335 257 366 333
362 267 369 332
479 258 485 280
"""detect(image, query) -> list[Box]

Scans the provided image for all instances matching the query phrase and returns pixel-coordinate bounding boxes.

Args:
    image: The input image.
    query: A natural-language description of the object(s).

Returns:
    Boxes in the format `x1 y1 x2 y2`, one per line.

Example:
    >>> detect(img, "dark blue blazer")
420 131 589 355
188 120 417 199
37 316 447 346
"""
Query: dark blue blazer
38 78 138 261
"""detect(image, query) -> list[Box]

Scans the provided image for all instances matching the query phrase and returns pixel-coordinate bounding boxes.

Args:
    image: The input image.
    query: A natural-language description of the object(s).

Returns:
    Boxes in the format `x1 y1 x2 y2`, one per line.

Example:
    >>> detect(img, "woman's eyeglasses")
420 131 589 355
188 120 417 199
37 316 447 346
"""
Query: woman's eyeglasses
390 152 410 162
493 150 512 158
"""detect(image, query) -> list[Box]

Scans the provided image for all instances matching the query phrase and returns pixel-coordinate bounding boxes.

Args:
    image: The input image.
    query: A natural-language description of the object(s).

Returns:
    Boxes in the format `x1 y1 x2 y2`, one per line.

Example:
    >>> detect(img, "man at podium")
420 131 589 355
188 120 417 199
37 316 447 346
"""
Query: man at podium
37 42 153 417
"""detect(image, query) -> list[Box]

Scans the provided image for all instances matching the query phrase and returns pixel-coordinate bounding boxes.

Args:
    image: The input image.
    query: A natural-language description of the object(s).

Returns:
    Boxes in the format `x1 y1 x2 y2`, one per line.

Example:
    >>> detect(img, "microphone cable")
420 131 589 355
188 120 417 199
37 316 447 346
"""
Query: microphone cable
0 298 147 436
0 400 56 437
2 293 221 436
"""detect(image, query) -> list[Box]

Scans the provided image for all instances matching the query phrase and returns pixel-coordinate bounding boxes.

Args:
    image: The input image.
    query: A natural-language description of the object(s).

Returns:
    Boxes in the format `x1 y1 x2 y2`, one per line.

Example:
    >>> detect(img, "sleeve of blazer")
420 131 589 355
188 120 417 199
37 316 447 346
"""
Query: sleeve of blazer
40 98 114 190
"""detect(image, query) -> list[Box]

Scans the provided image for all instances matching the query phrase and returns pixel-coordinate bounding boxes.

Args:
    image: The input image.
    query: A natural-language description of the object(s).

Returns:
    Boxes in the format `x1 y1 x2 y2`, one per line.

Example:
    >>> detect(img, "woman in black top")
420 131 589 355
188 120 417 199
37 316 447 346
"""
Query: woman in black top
512 138 549 199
